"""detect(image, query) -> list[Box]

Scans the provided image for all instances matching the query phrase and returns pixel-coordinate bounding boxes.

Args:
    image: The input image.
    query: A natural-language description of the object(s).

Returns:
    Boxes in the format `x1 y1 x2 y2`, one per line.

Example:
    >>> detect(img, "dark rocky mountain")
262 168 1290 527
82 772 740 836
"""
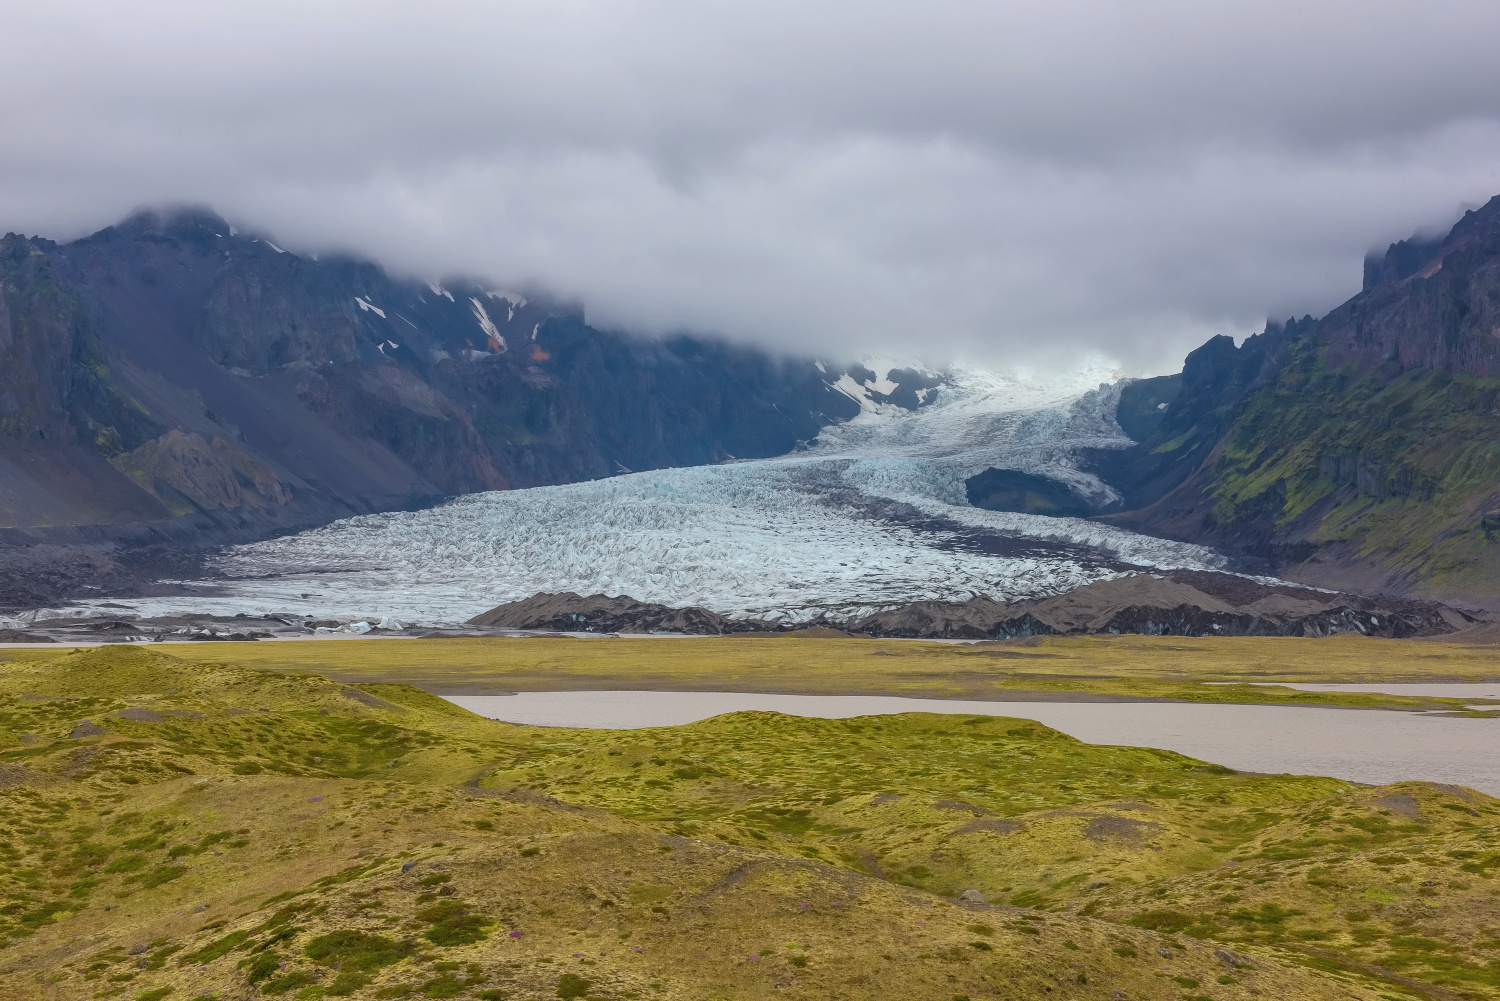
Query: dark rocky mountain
12 197 1500 611
965 467 1095 518
0 208 925 595
1076 195 1500 604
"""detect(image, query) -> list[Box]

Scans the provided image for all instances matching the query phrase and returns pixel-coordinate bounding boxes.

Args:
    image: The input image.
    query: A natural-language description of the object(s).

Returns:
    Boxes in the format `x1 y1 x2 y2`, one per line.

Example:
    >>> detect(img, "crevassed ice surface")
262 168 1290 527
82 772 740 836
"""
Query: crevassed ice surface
62 361 1227 625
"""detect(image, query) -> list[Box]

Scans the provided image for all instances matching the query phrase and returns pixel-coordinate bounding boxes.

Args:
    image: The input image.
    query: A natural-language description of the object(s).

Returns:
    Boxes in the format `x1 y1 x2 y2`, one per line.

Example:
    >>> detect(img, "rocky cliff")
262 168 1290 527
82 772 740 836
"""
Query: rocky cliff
1089 195 1500 604
0 208 873 546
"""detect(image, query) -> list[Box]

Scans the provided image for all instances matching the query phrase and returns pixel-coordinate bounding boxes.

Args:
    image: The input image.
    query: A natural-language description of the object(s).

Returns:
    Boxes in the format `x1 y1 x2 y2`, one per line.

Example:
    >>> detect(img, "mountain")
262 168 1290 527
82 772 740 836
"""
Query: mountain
1085 195 1500 604
12 198 1500 612
0 208 928 554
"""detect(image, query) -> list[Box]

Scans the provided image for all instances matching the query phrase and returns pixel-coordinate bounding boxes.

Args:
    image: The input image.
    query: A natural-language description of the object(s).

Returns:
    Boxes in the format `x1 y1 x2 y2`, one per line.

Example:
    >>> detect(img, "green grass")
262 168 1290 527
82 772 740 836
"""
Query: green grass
0 645 1492 1000
7 632 1494 702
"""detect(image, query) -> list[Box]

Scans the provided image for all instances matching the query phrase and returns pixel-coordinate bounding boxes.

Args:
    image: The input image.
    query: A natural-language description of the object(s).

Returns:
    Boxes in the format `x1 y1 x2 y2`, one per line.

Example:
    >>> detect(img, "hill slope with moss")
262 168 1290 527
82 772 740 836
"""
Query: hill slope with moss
0 646 1496 1000
1097 195 1500 604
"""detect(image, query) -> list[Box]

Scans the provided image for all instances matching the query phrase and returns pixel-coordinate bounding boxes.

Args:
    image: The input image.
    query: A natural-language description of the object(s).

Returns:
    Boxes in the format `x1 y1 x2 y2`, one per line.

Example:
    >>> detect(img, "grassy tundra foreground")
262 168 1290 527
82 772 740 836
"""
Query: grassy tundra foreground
0 633 1494 696
0 646 1496 1000
5 632 1492 712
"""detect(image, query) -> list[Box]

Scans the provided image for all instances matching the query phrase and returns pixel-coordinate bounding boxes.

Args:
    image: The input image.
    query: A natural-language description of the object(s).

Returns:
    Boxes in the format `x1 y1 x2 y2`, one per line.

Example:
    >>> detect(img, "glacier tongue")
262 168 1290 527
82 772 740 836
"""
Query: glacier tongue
59 362 1227 626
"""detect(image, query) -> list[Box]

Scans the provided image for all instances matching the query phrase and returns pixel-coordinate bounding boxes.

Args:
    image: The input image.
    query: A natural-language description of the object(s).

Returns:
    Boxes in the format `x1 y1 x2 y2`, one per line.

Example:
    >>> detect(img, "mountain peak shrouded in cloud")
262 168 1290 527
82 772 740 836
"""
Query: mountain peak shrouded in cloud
108 206 232 240
4 1 1500 375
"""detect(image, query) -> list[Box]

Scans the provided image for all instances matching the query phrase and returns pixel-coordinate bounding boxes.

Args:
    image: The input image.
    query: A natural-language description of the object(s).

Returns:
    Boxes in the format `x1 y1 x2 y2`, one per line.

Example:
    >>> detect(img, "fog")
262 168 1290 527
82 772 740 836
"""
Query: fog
4 0 1499 373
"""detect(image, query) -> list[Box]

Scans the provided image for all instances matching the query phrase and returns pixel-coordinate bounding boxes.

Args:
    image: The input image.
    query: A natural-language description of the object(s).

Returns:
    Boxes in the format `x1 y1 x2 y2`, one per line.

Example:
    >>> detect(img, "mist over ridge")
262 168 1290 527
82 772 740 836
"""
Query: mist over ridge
6 1 1500 374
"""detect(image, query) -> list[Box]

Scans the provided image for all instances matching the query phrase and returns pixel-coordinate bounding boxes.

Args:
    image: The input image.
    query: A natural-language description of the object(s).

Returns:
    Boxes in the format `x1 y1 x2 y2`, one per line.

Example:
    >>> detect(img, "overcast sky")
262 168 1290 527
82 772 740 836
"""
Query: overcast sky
4 1 1500 375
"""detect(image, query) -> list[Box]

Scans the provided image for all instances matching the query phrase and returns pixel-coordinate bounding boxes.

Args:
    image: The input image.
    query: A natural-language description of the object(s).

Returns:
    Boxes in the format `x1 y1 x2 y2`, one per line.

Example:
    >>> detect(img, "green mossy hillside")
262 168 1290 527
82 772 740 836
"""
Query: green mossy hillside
1152 333 1500 600
1204 341 1500 594
0 646 1492 1000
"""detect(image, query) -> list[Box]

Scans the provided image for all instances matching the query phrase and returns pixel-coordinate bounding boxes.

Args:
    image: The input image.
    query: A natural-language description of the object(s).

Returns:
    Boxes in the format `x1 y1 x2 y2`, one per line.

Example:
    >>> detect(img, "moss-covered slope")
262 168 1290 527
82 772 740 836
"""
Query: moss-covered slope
1098 196 1500 602
1110 333 1500 601
0 646 1495 999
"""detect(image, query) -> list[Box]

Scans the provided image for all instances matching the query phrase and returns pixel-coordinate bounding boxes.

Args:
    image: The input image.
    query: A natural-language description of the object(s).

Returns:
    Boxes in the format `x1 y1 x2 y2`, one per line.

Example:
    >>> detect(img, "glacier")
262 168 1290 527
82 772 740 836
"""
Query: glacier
53 361 1228 626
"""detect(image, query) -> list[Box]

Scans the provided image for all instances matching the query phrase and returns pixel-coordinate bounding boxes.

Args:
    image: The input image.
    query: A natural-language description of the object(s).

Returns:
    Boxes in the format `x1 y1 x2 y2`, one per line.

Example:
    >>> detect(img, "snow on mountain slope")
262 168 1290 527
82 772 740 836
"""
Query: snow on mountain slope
55 361 1227 625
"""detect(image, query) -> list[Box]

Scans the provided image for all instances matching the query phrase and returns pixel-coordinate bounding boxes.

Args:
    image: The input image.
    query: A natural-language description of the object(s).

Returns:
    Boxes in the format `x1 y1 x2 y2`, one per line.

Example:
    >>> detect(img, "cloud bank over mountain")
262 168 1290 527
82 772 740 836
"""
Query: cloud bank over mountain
4 0 1500 373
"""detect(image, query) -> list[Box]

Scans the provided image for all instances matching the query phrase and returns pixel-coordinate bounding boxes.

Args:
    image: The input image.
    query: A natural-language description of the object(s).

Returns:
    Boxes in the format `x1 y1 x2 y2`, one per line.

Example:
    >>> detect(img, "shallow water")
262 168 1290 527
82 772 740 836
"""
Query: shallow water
444 691 1500 796
1274 682 1500 702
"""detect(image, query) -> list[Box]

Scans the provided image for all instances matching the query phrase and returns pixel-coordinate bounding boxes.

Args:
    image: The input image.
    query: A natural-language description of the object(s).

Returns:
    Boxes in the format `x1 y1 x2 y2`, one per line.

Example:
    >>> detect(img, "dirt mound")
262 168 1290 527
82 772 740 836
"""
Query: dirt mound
846 573 1469 639
0 628 55 643
467 592 747 635
467 573 1475 639
844 598 1054 640
779 625 854 638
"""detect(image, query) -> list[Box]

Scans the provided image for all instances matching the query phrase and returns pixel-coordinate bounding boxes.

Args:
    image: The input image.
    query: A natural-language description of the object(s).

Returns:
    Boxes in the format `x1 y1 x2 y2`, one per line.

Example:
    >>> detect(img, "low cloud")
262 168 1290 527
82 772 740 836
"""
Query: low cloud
4 0 1499 374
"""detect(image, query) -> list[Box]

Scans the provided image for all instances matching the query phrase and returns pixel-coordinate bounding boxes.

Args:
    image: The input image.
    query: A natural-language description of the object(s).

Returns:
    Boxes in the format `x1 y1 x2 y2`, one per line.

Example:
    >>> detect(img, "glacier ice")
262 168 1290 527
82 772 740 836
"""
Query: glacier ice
55 361 1229 626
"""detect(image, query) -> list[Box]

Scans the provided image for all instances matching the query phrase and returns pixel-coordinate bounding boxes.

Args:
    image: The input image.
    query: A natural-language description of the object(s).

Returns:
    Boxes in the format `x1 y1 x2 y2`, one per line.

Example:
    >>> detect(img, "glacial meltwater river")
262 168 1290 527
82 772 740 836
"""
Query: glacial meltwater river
443 689 1500 796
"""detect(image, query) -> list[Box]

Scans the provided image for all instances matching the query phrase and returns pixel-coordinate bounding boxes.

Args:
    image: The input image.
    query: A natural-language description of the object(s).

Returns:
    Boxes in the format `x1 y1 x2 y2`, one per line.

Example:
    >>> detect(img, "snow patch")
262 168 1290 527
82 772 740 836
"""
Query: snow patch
831 374 887 414
354 297 386 319
861 368 899 396
488 290 528 321
469 298 507 352
264 240 286 254
426 281 455 302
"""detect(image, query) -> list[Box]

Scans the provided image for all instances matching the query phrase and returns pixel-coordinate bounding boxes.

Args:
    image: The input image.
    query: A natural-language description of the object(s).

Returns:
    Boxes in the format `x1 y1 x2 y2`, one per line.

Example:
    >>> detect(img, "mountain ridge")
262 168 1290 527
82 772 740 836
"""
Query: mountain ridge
0 206 970 605
1079 195 1500 605
0 208 976 595
10 197 1500 610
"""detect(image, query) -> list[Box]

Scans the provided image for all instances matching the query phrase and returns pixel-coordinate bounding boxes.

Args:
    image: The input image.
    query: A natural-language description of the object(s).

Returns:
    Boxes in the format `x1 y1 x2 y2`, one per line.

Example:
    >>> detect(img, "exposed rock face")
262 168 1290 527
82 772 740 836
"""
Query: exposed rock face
844 573 1463 639
1340 196 1500 377
1083 194 1500 605
0 207 878 547
0 629 54 643
964 468 1096 518
115 430 292 513
842 598 1055 640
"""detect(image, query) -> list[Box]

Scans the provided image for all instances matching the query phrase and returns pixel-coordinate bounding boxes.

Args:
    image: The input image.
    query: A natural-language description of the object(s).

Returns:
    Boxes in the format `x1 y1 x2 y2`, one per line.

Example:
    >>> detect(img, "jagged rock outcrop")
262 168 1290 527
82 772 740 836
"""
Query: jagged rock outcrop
964 468 1095 518
114 430 292 514
1083 195 1500 605
1338 197 1500 377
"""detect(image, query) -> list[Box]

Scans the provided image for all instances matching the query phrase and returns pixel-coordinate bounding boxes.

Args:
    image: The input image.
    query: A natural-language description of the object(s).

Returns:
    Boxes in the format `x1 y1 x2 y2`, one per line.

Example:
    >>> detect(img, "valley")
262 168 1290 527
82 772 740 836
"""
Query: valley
8 8 1500 1001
